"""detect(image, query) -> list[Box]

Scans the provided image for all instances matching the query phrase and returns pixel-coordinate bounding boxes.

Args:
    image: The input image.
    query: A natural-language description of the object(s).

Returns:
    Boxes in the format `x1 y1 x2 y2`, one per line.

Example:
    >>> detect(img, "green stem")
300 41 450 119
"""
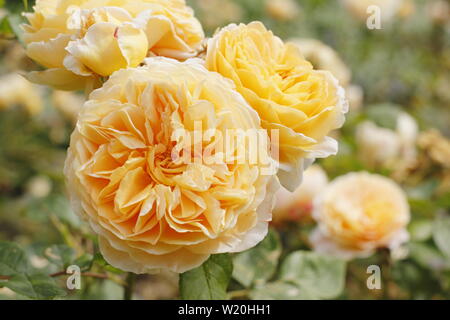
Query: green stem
227 289 250 299
124 273 136 300
381 249 391 300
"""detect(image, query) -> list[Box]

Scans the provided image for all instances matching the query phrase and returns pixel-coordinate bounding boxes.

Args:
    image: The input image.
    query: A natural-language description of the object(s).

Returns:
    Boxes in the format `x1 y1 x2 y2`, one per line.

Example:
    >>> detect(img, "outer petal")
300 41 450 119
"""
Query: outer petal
66 22 148 77
25 33 71 69
25 68 92 91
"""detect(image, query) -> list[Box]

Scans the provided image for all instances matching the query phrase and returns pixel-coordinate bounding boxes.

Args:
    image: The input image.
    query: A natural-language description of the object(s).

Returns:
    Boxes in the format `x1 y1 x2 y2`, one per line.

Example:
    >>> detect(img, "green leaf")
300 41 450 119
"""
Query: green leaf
44 245 75 269
232 229 281 287
433 216 450 259
3 273 66 299
6 14 24 43
73 253 93 272
250 281 315 300
23 0 28 11
179 254 232 300
408 219 433 242
0 15 13 38
408 242 447 270
0 242 29 276
93 252 124 274
278 251 346 299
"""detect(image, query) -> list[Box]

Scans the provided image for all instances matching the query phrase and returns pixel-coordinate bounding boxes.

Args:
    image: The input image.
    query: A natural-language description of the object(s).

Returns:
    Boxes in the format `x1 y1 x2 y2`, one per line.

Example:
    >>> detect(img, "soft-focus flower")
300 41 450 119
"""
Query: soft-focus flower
26 175 52 198
273 165 328 223
290 38 351 87
356 112 418 168
356 121 401 167
428 0 450 26
194 0 243 30
346 84 364 111
52 90 85 122
311 172 410 259
0 8 6 20
23 0 204 91
418 129 450 168
64 57 279 273
206 22 348 191
396 112 419 161
398 0 415 18
4 42 35 72
265 0 301 22
340 0 413 23
0 73 43 114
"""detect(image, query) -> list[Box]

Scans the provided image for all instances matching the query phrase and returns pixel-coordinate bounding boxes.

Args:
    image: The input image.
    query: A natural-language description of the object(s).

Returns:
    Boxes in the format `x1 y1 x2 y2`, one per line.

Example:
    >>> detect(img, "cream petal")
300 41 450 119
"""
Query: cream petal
26 68 91 91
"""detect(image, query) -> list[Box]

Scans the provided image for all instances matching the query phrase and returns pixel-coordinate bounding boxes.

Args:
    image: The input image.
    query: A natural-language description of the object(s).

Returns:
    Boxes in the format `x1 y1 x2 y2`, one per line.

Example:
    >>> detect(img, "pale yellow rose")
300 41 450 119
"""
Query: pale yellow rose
23 0 204 90
205 22 348 191
310 172 410 259
273 165 328 223
64 57 279 273
0 73 43 114
356 121 401 168
356 113 418 168
265 0 301 22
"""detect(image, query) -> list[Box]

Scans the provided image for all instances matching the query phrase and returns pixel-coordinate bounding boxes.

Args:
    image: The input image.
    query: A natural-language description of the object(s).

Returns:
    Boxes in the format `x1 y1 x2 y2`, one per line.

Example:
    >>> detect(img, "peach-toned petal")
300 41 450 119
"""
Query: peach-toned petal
65 58 279 273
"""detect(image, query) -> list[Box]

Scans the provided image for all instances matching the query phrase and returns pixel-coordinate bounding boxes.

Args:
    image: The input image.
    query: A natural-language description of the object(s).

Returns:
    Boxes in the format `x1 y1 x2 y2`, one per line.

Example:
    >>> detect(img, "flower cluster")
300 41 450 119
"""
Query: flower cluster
23 0 204 90
24 0 349 273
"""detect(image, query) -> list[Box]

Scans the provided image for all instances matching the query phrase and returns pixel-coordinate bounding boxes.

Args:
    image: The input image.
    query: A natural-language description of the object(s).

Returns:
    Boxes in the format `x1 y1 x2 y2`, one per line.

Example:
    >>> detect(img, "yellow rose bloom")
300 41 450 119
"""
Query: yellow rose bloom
205 22 348 191
0 73 43 114
23 0 204 90
64 57 279 273
310 172 410 259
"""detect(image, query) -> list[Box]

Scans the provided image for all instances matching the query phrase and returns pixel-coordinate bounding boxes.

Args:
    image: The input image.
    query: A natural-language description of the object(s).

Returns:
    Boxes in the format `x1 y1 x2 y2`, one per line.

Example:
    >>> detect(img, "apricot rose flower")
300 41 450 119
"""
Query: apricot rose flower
64 57 279 273
205 22 348 191
310 172 410 259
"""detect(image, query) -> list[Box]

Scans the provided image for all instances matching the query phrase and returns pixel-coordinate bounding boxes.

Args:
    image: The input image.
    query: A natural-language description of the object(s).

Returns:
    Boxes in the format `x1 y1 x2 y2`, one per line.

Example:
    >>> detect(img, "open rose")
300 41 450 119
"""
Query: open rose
64 57 279 273
205 22 348 191
310 172 410 259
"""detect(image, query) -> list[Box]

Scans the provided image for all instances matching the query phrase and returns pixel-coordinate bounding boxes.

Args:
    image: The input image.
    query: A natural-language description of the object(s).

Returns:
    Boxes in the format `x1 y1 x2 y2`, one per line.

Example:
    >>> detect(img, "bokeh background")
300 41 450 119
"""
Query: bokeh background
0 0 449 300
